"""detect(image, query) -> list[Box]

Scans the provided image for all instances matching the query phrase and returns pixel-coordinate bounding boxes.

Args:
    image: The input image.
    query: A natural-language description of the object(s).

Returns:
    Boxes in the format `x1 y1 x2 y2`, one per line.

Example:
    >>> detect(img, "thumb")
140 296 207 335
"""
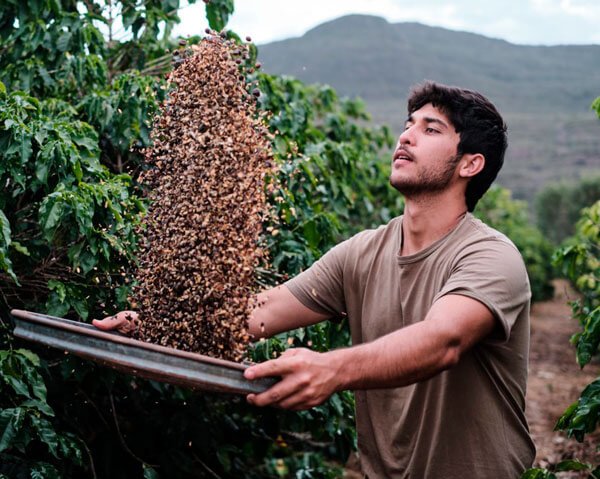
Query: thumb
92 311 138 331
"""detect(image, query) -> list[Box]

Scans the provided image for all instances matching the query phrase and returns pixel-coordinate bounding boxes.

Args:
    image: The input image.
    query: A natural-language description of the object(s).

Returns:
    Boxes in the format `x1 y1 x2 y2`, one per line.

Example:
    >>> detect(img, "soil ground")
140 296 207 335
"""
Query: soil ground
527 279 600 473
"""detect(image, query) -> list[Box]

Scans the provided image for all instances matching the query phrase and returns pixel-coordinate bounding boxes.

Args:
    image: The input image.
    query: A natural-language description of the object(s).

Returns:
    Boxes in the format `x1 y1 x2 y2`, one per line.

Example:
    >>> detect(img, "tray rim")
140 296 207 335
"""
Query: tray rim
10 309 279 395
10 309 249 371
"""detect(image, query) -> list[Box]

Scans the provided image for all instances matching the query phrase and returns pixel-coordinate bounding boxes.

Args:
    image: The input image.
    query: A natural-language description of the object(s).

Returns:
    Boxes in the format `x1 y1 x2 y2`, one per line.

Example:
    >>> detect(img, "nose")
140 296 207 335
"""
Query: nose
397 126 413 147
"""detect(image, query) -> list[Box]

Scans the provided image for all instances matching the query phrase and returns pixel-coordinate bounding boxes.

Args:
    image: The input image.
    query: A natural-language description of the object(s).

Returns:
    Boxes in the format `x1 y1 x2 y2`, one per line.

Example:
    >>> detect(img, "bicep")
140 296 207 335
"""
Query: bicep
425 294 496 354
249 285 331 338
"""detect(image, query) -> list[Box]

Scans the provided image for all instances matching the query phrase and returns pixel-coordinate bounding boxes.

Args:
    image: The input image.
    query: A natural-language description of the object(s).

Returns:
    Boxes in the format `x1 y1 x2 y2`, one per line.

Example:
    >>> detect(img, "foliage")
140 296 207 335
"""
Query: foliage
521 459 600 479
535 175 600 245
520 92 600 479
0 348 84 477
475 186 555 301
0 1 562 478
205 0 235 32
550 201 600 448
257 73 397 278
0 85 144 320
0 1 396 477
553 201 600 368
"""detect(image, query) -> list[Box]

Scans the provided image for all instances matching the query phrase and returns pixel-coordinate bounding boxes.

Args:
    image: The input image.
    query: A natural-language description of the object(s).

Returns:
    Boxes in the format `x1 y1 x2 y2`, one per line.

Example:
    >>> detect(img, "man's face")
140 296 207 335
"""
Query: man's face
390 103 462 196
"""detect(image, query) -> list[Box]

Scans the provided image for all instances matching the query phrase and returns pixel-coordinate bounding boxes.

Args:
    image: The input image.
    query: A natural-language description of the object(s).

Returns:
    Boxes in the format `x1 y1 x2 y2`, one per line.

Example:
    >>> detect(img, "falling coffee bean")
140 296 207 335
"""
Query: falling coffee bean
131 34 277 362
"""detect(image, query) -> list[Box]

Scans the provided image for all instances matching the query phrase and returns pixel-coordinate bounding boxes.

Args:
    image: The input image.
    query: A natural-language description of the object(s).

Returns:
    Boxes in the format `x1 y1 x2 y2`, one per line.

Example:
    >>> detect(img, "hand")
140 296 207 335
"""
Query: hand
92 311 140 335
244 348 341 410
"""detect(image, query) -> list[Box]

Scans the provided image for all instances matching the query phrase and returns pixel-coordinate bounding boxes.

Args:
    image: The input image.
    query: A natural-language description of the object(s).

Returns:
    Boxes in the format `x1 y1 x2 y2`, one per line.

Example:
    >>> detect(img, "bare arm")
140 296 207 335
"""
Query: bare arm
92 285 329 337
244 294 495 409
248 284 332 339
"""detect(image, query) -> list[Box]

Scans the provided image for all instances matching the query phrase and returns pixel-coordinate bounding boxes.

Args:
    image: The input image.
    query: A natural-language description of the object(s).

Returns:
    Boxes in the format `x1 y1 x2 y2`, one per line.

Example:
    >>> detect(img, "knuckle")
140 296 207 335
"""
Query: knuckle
268 391 280 403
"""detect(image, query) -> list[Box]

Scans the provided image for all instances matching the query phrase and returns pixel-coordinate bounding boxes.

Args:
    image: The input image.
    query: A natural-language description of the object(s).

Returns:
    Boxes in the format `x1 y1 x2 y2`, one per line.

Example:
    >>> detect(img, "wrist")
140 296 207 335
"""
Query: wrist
326 346 361 392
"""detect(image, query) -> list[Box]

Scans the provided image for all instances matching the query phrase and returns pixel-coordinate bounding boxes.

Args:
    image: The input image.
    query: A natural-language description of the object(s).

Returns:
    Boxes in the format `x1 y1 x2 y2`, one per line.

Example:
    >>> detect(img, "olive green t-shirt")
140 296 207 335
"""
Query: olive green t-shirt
286 214 535 478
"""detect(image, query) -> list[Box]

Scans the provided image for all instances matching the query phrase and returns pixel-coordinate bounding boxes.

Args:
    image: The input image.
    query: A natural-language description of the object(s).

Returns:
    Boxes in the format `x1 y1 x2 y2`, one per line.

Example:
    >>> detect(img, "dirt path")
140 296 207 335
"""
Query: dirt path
527 280 600 470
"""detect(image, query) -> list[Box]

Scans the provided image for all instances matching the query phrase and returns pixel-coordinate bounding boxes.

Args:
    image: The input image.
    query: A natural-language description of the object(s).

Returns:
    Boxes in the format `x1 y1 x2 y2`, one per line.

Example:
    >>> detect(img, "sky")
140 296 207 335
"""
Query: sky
172 0 600 46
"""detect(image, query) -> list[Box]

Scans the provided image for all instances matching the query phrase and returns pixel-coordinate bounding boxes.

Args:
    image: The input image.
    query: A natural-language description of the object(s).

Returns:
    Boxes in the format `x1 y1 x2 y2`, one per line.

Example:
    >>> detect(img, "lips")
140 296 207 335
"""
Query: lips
393 148 413 162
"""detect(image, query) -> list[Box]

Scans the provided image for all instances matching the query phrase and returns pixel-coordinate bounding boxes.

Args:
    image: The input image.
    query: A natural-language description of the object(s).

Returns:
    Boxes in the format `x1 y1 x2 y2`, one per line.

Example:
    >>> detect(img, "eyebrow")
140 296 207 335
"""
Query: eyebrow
405 114 449 130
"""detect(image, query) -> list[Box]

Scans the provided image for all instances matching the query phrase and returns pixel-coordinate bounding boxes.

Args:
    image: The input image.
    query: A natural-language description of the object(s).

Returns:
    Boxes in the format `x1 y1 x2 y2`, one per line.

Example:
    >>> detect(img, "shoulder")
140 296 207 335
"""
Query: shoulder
457 215 523 259
315 216 402 271
448 215 529 287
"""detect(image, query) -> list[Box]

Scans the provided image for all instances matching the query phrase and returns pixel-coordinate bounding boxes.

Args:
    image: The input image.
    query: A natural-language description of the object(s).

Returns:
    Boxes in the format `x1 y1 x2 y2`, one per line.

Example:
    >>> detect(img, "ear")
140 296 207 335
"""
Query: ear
458 153 485 179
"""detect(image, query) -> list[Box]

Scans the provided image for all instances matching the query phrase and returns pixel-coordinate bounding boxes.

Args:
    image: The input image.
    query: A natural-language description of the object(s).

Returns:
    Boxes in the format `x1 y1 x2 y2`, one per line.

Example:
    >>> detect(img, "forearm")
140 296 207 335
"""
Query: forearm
327 317 462 392
245 294 495 410
248 285 331 339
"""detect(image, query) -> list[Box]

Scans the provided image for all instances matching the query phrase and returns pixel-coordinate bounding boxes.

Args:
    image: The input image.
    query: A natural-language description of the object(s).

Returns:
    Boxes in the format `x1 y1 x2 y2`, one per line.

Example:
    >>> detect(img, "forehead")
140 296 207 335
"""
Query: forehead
407 103 452 124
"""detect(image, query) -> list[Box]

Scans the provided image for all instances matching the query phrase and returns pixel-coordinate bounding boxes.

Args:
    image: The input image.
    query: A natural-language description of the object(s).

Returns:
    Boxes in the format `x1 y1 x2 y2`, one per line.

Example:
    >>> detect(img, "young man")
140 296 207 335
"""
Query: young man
242 82 535 477
96 82 535 477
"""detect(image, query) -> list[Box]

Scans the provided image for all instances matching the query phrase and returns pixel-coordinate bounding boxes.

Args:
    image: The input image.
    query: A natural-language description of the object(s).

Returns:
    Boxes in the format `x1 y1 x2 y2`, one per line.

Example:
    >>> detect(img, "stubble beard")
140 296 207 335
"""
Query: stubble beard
390 153 462 197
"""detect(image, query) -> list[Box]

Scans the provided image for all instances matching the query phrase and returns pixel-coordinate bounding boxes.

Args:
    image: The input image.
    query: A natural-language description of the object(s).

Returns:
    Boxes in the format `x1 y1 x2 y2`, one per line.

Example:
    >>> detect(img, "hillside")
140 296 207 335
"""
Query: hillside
257 15 600 201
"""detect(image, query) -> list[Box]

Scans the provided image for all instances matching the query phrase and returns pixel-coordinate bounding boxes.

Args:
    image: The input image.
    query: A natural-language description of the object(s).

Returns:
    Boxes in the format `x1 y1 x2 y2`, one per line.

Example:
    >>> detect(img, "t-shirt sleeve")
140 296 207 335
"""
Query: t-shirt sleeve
284 238 351 317
433 238 531 342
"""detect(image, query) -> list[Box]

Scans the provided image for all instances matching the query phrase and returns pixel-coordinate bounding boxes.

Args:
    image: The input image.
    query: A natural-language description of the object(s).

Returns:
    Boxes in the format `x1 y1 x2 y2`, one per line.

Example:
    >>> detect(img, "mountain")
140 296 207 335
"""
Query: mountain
257 14 600 202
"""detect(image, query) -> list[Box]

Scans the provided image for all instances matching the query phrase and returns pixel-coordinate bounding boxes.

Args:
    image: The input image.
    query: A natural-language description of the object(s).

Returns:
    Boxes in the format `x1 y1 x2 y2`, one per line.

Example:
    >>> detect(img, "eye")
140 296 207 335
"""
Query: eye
425 127 440 134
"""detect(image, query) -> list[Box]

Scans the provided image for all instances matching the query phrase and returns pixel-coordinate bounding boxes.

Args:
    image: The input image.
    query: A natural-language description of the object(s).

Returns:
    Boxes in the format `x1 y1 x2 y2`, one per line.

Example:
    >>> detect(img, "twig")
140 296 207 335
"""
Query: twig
192 452 222 479
80 438 98 479
109 391 159 467
77 386 110 429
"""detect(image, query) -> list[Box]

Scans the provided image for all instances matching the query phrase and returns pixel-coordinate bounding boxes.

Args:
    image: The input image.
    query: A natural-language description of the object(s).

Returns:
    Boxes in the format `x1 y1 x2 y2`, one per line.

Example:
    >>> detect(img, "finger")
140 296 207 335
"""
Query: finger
280 348 303 357
246 377 303 408
244 347 311 380
92 316 126 331
244 356 296 380
92 311 138 331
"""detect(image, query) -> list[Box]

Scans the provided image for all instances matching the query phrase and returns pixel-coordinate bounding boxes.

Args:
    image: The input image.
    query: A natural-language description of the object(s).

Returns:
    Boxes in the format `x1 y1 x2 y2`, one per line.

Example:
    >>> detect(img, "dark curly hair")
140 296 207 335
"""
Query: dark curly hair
407 81 508 212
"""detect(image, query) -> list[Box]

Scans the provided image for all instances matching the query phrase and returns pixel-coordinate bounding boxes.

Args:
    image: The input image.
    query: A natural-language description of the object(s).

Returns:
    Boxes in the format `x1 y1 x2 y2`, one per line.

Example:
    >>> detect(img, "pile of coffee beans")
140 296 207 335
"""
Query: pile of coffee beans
131 34 275 362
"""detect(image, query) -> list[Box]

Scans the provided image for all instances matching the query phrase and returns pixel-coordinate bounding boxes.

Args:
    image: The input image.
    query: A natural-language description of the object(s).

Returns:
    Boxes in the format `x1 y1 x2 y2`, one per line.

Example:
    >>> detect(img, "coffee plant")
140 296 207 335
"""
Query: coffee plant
522 200 600 478
521 97 600 479
554 201 600 435
0 1 555 477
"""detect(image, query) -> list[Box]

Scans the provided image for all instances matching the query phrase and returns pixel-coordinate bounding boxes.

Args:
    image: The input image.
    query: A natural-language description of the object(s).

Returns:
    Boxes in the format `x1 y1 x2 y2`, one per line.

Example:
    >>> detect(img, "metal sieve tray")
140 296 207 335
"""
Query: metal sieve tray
11 309 276 395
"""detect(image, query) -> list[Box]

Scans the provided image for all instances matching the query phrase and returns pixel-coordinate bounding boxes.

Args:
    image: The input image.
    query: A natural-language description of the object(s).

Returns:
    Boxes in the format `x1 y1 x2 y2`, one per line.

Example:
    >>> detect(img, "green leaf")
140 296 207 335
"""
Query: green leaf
35 156 51 184
57 433 84 466
48 279 67 303
40 198 65 240
19 399 54 418
302 220 320 250
14 349 41 368
72 297 89 320
0 350 47 403
30 414 59 458
30 462 60 479
0 408 25 453
554 459 591 471
72 157 83 182
143 465 160 479
56 31 72 52
1 364 32 399
0 210 11 245
46 291 71 318
519 469 556 479
205 0 235 31
78 250 98 274
10 241 30 256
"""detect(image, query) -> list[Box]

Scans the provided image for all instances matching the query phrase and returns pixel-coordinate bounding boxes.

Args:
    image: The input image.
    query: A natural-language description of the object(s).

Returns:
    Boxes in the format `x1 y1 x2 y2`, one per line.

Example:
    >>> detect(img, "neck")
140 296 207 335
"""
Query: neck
400 191 468 256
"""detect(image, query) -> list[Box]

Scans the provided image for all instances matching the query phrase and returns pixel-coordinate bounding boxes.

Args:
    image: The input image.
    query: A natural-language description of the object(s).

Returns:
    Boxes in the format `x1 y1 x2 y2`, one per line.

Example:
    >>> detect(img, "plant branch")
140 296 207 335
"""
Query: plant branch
109 391 159 467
